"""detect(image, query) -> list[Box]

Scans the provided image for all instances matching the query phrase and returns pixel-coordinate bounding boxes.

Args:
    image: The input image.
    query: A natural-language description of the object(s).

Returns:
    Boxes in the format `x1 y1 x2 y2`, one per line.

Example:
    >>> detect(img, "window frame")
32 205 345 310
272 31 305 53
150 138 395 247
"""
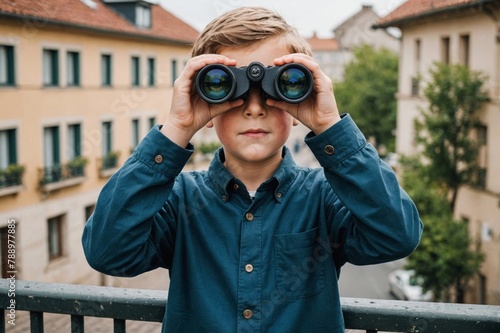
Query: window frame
43 49 59 87
0 45 15 86
101 53 112 87
66 51 80 87
131 56 140 87
147 57 155 87
47 215 65 261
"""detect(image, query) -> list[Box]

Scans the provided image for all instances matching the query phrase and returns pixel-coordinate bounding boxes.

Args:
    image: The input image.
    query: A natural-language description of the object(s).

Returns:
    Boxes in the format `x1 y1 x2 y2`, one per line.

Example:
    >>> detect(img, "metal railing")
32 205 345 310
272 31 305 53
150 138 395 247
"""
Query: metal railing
0 280 499 333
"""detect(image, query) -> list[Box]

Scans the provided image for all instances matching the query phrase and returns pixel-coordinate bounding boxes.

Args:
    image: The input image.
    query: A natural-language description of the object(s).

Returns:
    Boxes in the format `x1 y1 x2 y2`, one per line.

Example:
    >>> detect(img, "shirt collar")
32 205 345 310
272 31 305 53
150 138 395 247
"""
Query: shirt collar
207 146 299 203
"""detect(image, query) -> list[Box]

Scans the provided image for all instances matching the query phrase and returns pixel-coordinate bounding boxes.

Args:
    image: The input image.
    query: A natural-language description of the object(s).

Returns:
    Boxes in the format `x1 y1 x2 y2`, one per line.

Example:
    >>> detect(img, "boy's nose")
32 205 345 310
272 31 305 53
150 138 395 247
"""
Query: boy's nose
244 86 267 118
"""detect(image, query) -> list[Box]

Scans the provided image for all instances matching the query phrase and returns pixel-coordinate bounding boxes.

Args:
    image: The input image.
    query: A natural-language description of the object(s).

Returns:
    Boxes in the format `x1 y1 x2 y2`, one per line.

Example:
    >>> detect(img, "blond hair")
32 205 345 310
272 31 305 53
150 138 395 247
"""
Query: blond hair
191 6 312 57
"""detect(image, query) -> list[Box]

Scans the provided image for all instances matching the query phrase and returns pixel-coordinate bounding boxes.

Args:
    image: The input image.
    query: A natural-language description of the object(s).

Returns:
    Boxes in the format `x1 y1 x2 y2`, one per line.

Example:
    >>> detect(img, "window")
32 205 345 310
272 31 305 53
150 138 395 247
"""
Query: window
475 168 487 189
84 204 95 222
101 54 112 86
43 49 59 86
459 34 470 66
415 39 421 72
171 59 177 85
43 126 61 183
136 5 151 28
131 56 140 86
411 77 420 97
102 121 112 156
475 124 488 189
47 215 64 260
0 45 15 86
147 57 155 86
148 117 156 129
131 119 140 149
441 37 450 64
101 121 118 170
66 51 80 86
0 129 17 169
476 124 487 146
67 124 82 160
43 126 60 167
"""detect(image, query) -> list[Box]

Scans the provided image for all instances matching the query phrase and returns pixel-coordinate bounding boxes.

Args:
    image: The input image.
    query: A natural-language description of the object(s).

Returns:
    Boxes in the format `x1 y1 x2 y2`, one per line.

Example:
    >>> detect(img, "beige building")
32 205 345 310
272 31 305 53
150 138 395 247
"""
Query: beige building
0 0 198 287
376 0 500 305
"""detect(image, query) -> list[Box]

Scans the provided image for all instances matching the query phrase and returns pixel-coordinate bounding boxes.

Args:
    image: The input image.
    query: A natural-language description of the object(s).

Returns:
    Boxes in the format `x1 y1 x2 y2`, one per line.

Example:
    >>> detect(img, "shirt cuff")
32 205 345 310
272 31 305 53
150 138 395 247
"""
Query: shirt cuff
132 125 194 177
304 114 367 169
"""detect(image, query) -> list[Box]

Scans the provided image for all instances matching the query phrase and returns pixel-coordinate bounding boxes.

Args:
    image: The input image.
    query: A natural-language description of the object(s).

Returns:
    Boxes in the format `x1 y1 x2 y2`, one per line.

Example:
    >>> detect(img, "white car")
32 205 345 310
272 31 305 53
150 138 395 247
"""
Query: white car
388 269 432 301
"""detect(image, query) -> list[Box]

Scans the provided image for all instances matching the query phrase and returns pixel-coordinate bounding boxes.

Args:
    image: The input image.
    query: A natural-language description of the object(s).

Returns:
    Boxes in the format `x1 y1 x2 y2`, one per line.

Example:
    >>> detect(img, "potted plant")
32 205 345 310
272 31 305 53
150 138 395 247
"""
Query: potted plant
102 151 120 170
0 163 25 188
67 156 88 177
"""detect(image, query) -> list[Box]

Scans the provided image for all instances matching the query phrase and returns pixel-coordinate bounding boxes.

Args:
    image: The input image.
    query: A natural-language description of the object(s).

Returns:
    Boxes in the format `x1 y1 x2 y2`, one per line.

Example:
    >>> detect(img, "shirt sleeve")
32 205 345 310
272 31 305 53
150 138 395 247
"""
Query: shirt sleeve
304 114 423 267
81 125 193 277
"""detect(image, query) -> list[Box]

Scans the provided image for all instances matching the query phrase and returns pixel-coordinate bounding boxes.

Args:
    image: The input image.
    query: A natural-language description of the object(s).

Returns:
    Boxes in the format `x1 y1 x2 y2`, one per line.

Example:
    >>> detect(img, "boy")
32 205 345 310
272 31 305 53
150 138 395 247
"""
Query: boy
82 6 423 332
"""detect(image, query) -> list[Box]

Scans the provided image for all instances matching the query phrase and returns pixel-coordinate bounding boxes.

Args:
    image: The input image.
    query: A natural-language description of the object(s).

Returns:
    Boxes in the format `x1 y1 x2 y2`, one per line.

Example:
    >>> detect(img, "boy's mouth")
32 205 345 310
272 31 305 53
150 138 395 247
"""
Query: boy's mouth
241 128 269 138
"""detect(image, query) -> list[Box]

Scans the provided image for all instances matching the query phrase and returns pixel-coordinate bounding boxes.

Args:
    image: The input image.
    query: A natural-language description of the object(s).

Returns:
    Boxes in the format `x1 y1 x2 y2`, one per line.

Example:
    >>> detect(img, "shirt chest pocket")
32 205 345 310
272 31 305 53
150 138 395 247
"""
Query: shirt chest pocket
274 227 327 299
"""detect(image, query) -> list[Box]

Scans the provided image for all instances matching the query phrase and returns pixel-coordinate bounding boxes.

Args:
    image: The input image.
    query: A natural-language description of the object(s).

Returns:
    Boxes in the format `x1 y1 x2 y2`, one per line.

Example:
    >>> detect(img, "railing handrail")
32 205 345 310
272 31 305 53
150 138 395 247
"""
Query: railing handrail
1 280 499 332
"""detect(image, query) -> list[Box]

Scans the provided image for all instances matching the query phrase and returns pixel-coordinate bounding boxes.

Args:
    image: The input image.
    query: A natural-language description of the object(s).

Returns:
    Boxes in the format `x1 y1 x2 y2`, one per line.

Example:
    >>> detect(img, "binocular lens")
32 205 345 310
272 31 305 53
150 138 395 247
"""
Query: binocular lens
200 68 233 101
278 68 310 100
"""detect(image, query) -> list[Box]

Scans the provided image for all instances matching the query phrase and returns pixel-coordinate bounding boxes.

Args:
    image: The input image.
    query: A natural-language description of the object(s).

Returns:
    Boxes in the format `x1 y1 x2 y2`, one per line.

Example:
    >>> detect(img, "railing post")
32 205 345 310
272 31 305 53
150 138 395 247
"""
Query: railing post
71 314 84 333
30 311 44 333
114 318 126 333
0 309 5 333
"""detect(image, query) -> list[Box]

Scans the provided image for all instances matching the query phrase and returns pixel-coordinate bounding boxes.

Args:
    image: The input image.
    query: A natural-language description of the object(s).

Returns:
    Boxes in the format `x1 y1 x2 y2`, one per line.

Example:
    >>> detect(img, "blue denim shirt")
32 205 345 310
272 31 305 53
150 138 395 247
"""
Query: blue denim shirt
82 114 422 333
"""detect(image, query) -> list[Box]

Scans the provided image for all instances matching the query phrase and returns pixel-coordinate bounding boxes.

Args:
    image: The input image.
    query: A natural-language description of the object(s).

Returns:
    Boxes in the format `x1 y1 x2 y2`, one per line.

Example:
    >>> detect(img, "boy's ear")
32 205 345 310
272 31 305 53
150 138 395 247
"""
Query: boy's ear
206 120 214 128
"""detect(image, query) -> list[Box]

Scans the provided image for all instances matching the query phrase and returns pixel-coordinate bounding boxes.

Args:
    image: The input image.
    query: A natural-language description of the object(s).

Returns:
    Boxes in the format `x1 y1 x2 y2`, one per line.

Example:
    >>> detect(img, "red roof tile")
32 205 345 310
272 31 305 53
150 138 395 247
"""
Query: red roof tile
306 33 338 51
376 0 488 27
0 0 199 44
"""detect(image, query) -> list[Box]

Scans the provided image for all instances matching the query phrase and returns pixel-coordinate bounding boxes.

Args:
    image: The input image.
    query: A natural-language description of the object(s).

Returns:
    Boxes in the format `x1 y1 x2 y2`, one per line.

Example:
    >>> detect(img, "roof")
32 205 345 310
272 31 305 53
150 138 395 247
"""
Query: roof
306 33 338 51
334 5 378 34
0 0 199 44
375 0 497 28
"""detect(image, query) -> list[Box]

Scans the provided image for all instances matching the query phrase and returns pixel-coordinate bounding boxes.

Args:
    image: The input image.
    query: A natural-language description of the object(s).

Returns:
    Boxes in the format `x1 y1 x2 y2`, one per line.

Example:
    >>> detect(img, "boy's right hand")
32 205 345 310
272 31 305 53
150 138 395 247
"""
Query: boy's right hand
160 55 244 148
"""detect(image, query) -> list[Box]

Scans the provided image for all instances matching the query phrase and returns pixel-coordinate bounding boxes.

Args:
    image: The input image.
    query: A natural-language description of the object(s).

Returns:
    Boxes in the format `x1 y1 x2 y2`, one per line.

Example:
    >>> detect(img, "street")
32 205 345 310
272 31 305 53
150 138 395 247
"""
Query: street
339 259 405 300
339 259 406 333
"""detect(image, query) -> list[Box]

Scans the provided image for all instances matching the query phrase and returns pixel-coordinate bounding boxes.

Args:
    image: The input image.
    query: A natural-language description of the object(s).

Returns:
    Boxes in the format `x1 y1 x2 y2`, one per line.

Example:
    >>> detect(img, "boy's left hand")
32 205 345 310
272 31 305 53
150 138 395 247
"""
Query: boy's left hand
268 54 342 135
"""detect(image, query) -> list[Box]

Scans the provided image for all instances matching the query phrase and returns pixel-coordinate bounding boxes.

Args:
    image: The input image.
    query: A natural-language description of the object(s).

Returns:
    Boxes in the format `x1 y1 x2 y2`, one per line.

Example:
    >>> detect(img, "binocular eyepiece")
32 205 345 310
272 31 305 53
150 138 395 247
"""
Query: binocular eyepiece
195 62 313 104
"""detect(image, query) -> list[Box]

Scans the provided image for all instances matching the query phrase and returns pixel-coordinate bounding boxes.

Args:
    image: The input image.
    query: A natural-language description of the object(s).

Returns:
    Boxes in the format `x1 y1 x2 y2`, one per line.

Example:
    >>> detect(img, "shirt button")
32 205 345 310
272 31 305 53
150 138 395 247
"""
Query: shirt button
243 309 253 319
154 154 163 163
233 184 239 190
276 192 282 199
222 195 227 202
245 213 254 221
245 264 254 273
324 145 335 155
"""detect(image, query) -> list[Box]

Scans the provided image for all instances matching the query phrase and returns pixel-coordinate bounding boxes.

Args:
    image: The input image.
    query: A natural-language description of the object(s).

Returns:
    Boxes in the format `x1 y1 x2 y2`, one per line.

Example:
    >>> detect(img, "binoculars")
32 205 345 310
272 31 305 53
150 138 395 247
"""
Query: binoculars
195 62 313 104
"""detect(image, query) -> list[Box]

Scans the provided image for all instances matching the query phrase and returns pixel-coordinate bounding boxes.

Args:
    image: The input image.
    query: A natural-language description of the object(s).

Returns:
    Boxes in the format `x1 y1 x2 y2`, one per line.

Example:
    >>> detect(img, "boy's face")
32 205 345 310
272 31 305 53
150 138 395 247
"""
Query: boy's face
207 37 299 166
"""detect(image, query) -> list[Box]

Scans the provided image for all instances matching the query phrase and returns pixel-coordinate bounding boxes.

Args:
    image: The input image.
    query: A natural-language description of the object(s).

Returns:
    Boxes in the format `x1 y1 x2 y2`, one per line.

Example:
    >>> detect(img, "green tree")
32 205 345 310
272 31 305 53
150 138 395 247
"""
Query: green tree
401 156 484 303
402 63 488 303
335 44 399 153
415 63 489 212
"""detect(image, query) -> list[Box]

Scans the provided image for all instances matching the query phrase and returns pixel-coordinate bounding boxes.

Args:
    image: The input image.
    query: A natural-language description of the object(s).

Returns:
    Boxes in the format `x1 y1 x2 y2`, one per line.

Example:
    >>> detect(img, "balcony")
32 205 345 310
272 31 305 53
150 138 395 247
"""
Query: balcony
98 151 120 178
0 164 25 197
0 280 499 333
38 157 87 193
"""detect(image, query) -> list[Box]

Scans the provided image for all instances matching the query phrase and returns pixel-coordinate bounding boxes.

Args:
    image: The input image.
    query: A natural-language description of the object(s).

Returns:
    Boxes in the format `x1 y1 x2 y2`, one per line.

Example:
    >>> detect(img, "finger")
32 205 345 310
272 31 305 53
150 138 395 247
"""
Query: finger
181 55 237 84
273 53 314 66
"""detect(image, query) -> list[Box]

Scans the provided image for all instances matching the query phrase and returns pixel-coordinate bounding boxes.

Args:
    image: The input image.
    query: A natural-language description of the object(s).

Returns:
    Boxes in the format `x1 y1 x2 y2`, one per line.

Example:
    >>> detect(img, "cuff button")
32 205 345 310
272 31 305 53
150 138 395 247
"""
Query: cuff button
154 154 163 163
324 145 335 155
